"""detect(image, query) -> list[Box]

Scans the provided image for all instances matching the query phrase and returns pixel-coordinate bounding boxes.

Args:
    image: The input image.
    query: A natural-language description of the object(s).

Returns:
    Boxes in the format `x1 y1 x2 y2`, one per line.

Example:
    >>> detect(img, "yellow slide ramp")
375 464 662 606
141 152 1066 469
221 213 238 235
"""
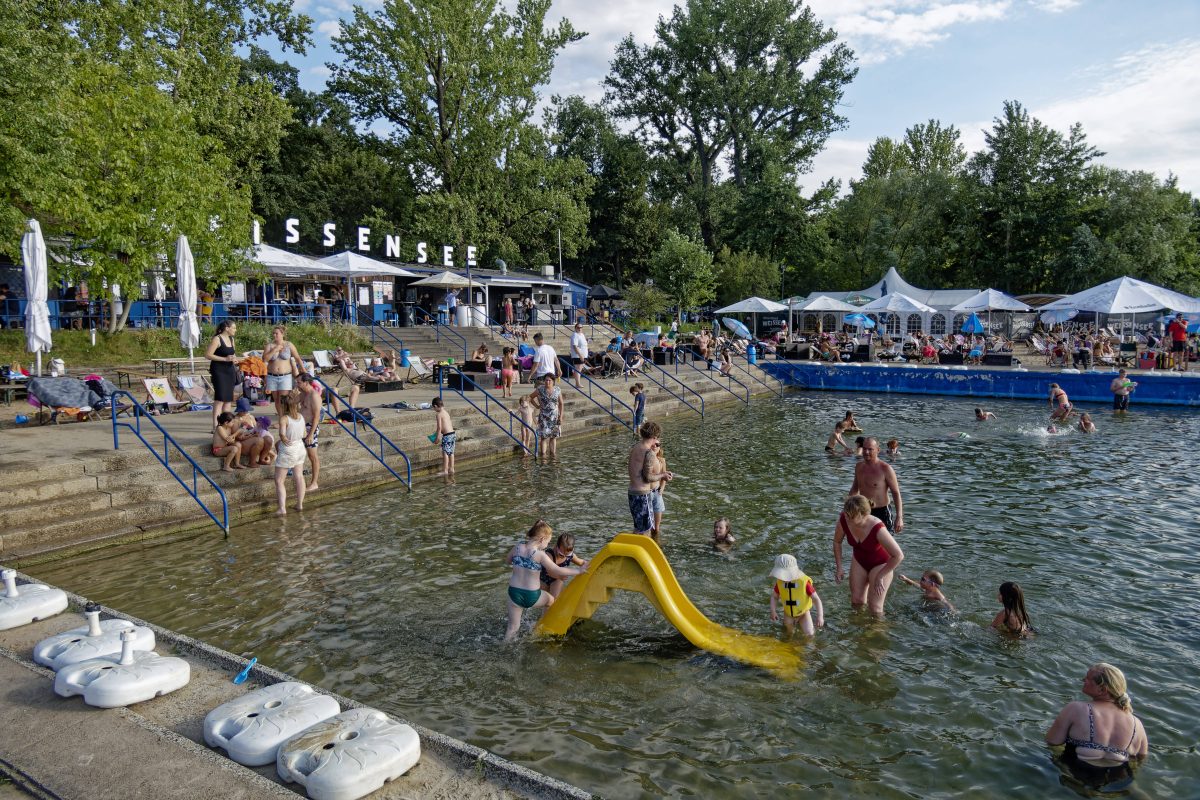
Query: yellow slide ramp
536 534 801 674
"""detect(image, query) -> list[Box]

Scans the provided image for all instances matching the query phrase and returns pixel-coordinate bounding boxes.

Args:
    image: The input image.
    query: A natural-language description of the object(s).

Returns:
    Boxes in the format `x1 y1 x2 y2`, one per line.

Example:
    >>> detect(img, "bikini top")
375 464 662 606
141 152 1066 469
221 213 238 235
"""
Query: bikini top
1065 704 1139 759
511 544 542 572
271 345 292 362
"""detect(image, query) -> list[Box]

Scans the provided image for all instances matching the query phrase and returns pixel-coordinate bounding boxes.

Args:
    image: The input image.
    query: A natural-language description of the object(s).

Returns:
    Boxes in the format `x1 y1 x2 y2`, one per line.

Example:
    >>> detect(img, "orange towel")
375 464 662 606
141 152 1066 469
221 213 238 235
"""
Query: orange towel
238 355 267 377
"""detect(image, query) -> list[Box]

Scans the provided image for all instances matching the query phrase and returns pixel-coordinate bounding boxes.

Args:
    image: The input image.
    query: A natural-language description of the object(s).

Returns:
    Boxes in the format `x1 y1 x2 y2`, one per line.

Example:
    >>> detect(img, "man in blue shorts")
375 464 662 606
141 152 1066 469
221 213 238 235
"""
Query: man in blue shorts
627 420 672 535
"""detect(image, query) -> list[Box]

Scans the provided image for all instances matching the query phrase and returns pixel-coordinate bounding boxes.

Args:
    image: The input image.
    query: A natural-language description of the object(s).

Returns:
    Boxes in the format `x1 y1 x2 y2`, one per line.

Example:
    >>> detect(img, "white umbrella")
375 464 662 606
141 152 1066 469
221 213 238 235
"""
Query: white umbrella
860 292 935 337
151 274 167 302
253 244 341 278
797 295 861 312
409 270 471 288
952 288 1031 335
175 235 200 373
715 296 788 337
1041 276 1200 314
317 250 419 278
20 219 52 376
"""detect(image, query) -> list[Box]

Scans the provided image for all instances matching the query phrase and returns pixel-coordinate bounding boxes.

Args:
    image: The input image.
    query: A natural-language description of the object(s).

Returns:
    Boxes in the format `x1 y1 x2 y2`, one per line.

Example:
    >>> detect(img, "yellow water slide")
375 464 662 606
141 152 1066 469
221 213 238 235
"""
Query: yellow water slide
536 534 802 674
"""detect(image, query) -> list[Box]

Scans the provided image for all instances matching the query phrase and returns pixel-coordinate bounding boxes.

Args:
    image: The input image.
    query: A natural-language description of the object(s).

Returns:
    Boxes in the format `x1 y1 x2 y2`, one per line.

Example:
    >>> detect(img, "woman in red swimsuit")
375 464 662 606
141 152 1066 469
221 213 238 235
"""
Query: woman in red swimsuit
833 494 904 615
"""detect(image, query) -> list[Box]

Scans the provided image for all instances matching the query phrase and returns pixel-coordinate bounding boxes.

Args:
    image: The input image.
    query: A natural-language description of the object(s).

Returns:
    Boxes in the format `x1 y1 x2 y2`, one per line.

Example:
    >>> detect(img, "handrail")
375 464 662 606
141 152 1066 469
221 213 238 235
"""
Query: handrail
555 356 635 431
676 349 749 404
359 314 406 355
438 367 539 455
110 390 229 534
311 376 412 488
414 305 468 360
736 355 786 397
633 356 706 416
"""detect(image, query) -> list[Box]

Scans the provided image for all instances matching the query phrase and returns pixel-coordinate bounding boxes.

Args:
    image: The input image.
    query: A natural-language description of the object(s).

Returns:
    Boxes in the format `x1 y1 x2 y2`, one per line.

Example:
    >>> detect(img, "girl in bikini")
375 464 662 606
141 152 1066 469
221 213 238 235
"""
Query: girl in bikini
504 520 583 641
832 494 904 616
991 581 1034 637
500 347 517 398
540 533 589 598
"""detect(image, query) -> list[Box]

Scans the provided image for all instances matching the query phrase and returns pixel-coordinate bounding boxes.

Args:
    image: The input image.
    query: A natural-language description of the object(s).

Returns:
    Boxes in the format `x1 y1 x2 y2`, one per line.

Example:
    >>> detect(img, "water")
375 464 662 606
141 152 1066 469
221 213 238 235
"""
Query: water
31 394 1200 798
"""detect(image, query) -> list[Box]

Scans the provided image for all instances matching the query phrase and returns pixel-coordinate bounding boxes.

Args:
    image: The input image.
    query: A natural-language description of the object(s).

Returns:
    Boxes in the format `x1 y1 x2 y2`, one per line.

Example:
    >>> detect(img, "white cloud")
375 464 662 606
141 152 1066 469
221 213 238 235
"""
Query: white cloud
309 65 332 77
814 39 1200 195
1028 0 1080 11
316 19 342 38
810 1 1012 64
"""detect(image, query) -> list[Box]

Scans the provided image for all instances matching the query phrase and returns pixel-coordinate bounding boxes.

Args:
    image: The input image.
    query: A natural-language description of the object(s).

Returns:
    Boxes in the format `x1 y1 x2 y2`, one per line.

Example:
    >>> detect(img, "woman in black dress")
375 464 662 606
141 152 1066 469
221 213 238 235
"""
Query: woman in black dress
204 320 238 429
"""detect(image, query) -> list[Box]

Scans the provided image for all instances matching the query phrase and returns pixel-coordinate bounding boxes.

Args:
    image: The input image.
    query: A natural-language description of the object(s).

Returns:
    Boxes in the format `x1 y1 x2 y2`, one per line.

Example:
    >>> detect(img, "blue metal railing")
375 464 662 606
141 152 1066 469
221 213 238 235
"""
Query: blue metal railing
355 308 406 354
110 390 229 534
555 357 635 431
438 367 539 455
414 306 468 360
675 351 749 404
633 357 706 417
735 354 786 397
311 376 412 488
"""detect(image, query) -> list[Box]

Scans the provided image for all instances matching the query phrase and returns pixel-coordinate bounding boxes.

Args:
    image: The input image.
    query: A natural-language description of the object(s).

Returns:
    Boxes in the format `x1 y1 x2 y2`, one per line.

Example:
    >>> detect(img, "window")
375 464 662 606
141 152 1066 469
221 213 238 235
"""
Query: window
823 314 836 331
952 314 967 334
930 314 946 335
906 314 924 334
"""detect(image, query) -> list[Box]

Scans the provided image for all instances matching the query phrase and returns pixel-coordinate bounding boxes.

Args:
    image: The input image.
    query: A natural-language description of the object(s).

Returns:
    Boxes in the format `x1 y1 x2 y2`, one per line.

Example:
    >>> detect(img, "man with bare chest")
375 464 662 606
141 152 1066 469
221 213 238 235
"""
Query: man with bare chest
628 421 672 535
848 437 903 533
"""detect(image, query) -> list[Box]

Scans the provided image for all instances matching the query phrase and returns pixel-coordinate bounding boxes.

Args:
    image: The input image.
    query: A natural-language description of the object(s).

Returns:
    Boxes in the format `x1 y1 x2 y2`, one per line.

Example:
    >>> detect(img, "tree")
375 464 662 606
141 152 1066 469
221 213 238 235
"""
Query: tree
622 282 671 322
605 0 855 251
650 231 717 321
329 0 588 265
713 247 780 305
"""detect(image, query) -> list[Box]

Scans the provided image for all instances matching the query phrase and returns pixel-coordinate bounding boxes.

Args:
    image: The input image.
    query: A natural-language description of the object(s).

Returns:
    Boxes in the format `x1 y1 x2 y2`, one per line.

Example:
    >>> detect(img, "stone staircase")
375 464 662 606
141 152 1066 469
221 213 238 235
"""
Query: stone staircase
0 339 779 564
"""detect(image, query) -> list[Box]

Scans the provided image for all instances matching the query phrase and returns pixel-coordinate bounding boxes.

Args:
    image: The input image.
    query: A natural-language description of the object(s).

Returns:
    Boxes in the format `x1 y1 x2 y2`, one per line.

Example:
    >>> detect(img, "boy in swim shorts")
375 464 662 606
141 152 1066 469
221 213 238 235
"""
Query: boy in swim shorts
431 397 456 475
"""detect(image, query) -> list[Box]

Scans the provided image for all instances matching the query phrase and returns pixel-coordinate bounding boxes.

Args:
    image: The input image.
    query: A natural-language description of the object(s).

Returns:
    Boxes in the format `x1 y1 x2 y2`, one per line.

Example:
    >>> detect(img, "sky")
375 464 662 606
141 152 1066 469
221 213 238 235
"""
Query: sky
286 0 1200 195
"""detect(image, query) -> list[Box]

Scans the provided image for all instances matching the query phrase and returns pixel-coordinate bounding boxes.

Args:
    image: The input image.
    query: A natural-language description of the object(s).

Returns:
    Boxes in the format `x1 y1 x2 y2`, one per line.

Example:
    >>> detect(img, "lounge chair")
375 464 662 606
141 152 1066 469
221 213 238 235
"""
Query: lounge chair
175 375 213 406
311 350 339 376
142 377 190 413
26 376 120 424
404 355 433 385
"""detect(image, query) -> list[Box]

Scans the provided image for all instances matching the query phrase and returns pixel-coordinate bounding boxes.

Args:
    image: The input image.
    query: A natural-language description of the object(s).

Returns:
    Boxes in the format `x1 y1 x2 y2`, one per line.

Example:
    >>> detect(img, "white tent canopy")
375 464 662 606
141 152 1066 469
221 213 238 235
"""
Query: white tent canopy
715 296 788 314
796 295 860 312
859 292 937 314
252 244 339 277
1041 276 1200 314
951 288 1032 313
317 250 419 278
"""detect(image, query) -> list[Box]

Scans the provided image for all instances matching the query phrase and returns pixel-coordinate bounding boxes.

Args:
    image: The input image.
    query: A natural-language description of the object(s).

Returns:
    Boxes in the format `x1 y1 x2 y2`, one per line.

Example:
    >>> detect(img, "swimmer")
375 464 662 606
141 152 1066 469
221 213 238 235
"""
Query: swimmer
1046 423 1058 434
1078 412 1096 433
854 436 865 457
886 439 900 458
842 411 862 433
899 570 955 612
1048 383 1073 421
824 421 853 455
949 431 971 440
504 520 583 640
768 554 824 636
711 517 736 550
975 408 997 421
991 581 1034 637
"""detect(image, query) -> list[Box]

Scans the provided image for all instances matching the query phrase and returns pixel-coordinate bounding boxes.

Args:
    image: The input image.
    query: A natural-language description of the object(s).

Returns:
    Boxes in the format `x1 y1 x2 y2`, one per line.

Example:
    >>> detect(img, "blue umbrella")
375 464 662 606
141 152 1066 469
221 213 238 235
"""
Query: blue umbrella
961 312 985 334
722 317 752 339
844 313 876 329
1189 322 1200 334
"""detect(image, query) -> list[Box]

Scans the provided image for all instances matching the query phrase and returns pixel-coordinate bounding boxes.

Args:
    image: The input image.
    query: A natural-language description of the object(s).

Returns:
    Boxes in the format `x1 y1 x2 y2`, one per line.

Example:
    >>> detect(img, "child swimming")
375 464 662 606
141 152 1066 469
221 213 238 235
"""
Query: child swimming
899 570 955 612
975 408 997 421
1078 412 1096 433
768 554 824 636
992 581 1034 637
505 520 584 641
824 421 853 455
886 438 901 458
711 517 736 550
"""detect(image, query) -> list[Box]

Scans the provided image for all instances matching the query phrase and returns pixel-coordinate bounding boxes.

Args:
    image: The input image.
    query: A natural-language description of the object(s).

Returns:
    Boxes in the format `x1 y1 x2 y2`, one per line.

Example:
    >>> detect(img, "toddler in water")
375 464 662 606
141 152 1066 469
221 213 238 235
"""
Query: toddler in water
1078 412 1096 433
768 554 824 636
975 408 997 421
541 533 589 597
517 395 535 452
886 438 901 458
899 570 955 611
711 517 736 551
992 581 1034 637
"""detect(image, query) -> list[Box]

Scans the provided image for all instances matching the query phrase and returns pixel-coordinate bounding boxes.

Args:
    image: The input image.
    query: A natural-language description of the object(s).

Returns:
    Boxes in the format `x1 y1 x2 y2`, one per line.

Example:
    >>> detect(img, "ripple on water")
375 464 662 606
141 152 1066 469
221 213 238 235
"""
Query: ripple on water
30 393 1200 798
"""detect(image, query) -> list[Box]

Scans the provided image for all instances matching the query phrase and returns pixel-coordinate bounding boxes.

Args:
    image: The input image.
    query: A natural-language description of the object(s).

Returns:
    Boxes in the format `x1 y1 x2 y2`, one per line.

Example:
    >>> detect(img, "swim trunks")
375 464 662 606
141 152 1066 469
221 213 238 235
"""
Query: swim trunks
628 490 654 534
304 422 319 449
440 431 457 455
1113 394 1129 411
507 586 542 609
871 506 893 532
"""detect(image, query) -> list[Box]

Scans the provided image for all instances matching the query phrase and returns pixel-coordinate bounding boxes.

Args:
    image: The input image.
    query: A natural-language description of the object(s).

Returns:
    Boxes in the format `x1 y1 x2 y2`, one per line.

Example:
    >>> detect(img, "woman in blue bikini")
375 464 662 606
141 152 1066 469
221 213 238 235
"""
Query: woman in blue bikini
504 520 584 641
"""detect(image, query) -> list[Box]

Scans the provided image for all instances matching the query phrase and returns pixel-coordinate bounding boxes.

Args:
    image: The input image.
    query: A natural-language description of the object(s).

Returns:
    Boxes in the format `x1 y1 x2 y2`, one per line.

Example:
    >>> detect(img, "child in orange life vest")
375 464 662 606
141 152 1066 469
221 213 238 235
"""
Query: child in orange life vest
769 554 824 636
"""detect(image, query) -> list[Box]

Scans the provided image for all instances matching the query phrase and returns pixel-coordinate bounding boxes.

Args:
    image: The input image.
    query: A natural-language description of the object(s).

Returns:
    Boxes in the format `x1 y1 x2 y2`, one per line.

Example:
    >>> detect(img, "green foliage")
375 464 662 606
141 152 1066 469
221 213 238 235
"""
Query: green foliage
650 232 717 319
329 0 588 268
605 0 855 251
621 282 671 322
714 248 780 305
0 0 311 332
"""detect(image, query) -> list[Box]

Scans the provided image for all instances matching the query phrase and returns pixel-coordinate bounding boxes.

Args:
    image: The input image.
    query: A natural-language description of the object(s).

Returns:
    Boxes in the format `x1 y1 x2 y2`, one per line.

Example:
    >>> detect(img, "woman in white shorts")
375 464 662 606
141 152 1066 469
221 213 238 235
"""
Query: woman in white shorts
264 325 301 415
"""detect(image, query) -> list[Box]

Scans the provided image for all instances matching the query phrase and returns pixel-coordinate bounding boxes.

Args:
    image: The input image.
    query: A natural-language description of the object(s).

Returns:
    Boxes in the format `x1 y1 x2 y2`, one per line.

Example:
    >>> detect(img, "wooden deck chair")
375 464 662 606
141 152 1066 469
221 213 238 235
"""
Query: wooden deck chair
176 374 213 406
143 377 189 413
312 350 339 375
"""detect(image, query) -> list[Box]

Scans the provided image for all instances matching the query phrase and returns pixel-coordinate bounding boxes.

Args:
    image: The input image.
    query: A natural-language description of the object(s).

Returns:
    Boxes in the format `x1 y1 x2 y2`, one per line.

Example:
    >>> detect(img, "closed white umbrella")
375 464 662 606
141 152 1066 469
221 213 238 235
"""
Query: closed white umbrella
175 235 200 373
20 219 52 376
152 274 167 302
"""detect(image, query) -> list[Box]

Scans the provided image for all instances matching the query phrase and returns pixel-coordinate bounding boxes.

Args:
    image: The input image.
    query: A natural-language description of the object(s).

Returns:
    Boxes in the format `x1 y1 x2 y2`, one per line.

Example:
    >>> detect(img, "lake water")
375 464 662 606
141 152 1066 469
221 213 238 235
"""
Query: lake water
31 393 1200 798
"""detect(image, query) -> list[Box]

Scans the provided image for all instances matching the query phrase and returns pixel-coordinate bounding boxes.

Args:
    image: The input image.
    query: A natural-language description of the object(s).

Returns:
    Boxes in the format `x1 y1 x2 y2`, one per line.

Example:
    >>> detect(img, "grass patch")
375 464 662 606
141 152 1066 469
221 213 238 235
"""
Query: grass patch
0 323 374 369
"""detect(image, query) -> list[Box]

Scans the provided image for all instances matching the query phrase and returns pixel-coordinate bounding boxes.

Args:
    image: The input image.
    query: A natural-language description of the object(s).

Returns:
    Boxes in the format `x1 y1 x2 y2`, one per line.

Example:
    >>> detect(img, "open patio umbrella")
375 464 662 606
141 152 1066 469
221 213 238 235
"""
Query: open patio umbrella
175 235 200 373
409 270 471 289
715 296 787 336
961 313 985 334
588 284 621 300
1039 308 1078 326
722 317 753 339
844 313 876 329
20 219 52 376
860 292 935 337
795 295 861 334
952 288 1031 335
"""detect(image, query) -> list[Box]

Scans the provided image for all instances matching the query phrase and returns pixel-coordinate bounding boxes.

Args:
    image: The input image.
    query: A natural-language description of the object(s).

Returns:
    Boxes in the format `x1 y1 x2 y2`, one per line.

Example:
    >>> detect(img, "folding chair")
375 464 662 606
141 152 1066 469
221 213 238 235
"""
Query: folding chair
142 377 190 413
405 355 432 385
175 375 213 406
